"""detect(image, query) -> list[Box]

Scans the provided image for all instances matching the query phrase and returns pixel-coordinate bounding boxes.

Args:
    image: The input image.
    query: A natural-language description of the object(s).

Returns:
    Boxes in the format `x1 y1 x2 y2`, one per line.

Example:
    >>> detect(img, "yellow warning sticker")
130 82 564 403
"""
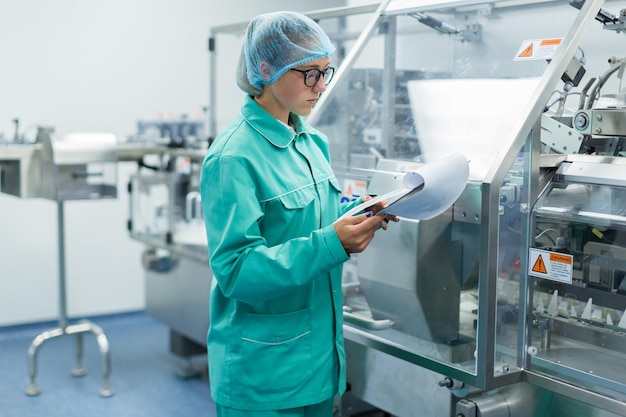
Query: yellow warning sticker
528 248 573 283
514 38 563 61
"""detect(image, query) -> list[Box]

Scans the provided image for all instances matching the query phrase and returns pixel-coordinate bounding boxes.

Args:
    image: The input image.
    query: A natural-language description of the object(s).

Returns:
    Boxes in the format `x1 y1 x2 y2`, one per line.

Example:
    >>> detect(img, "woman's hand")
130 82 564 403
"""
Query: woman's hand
334 196 400 254
360 195 399 231
334 211 385 254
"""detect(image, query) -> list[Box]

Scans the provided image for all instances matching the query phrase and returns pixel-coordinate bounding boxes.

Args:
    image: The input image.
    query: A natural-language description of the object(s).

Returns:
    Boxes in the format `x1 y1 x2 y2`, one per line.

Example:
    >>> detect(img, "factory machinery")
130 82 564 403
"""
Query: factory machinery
305 0 626 415
5 0 626 415
128 0 626 415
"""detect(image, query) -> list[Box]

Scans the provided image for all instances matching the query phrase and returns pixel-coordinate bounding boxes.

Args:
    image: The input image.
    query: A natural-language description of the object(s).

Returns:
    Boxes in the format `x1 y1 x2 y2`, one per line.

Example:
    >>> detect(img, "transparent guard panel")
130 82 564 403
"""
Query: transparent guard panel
130 157 208 263
311 0 599 386
530 166 626 400
130 173 172 244
494 146 530 378
525 0 626 400
209 9 375 138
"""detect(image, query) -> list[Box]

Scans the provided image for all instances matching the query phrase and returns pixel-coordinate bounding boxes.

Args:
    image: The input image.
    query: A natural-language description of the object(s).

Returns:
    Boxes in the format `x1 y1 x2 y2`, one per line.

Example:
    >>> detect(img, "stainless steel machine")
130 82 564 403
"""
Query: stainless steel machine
125 0 626 416
306 0 626 415
126 144 212 371
0 127 118 396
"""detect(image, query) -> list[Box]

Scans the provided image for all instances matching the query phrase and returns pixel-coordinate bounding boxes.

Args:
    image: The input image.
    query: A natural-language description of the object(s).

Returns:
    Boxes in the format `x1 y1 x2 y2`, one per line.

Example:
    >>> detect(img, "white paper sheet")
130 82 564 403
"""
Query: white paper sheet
406 78 540 179
338 152 469 221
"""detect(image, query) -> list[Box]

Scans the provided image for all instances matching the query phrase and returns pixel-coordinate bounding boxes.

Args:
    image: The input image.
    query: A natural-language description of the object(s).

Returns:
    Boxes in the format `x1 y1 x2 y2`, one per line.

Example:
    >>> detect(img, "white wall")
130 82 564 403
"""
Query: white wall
0 0 346 326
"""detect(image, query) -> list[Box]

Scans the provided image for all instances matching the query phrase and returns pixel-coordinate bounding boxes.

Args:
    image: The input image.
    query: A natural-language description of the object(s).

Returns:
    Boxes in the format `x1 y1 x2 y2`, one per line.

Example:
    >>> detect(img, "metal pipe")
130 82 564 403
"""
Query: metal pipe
57 201 68 329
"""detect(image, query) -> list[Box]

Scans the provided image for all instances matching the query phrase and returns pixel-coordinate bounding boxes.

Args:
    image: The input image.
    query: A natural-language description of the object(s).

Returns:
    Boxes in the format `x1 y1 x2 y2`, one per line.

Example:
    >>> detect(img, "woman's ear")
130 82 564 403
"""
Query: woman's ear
260 61 272 82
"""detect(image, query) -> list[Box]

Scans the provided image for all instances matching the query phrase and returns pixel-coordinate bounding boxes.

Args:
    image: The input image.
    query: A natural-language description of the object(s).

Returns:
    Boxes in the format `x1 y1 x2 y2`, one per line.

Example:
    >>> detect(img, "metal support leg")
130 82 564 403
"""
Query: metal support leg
25 201 114 397
73 332 87 377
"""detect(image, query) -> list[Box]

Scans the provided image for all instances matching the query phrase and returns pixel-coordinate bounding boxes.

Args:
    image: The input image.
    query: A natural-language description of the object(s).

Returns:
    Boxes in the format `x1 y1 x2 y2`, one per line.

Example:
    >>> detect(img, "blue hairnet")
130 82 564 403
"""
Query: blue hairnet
236 11 336 96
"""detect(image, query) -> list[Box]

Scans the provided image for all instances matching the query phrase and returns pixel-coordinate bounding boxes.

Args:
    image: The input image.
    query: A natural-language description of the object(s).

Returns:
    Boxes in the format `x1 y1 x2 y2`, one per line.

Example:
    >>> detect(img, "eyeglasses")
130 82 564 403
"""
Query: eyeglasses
289 67 335 87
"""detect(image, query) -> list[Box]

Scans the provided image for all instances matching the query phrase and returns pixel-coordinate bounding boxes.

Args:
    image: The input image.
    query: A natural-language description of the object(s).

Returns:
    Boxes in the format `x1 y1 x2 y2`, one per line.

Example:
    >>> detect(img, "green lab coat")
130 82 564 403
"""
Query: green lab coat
200 95 358 411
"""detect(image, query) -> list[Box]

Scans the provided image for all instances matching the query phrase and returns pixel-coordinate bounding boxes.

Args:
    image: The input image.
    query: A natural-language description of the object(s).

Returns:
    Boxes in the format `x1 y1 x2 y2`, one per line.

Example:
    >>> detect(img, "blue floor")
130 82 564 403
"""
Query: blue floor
0 312 215 417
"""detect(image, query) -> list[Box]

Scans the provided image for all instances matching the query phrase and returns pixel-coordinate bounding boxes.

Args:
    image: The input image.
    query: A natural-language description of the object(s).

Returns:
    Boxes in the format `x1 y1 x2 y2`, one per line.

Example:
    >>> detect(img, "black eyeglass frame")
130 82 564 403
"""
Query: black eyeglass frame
289 67 335 87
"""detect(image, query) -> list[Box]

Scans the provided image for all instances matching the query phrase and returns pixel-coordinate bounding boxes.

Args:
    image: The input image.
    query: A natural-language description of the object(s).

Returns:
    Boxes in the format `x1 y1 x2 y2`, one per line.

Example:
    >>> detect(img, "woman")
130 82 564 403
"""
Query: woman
200 11 396 417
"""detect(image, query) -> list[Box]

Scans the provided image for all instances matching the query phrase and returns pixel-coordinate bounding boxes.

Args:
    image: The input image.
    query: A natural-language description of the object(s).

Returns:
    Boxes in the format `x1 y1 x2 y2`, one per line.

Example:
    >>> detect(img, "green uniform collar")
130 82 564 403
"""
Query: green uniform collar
241 95 312 149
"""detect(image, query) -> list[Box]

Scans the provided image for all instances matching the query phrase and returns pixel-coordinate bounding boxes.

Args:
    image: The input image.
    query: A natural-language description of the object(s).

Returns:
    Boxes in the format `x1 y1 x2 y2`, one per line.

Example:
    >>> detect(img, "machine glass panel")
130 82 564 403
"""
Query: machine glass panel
129 172 173 245
493 147 529 378
529 159 626 400
309 0 600 387
523 0 626 401
129 157 207 254
208 11 374 139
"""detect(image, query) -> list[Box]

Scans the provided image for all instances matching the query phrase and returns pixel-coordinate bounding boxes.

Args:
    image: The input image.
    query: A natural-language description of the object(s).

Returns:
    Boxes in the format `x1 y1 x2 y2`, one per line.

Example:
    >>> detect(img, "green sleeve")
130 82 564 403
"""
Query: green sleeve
200 155 349 305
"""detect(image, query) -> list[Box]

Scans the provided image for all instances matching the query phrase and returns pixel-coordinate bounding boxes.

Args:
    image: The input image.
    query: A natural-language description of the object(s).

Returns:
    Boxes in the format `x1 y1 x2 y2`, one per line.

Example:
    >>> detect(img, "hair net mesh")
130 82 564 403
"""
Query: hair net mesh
236 11 335 96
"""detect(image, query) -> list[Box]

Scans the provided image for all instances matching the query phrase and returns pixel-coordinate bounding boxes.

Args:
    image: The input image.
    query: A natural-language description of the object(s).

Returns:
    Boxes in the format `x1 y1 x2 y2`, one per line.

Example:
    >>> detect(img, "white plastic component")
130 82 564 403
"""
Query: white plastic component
547 290 559 317
581 298 593 320
536 297 545 313
591 308 603 321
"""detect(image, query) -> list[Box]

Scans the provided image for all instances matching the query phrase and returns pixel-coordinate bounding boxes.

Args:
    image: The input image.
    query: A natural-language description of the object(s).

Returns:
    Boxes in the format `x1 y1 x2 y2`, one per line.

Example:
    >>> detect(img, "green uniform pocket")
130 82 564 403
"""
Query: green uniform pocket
238 308 314 394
